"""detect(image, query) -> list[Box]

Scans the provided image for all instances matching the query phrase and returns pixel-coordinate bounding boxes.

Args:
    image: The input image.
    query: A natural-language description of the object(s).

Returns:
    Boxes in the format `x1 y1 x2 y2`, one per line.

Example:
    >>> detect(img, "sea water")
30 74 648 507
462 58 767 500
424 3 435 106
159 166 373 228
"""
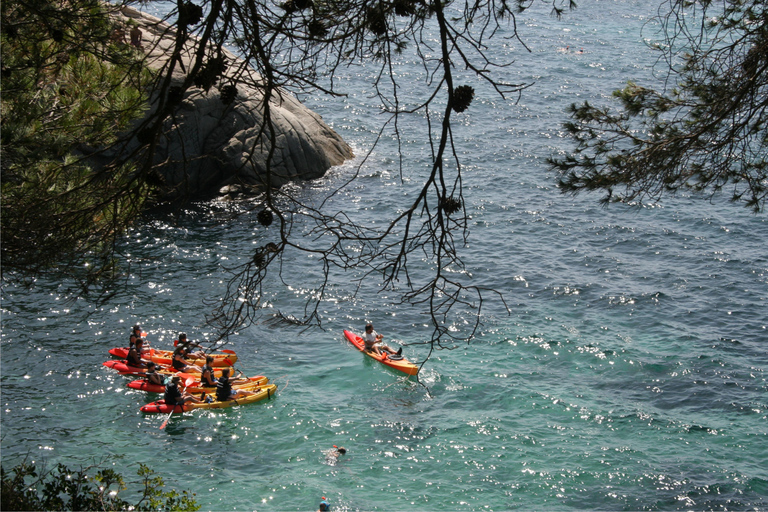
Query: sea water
1 0 766 510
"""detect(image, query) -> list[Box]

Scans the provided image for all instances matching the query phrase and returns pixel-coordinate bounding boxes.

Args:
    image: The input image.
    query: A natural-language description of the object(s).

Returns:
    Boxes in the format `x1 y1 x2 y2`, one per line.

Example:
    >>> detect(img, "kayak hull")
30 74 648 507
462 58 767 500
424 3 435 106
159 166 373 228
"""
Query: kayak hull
108 347 236 367
140 384 277 413
127 375 268 394
103 360 235 377
343 330 419 376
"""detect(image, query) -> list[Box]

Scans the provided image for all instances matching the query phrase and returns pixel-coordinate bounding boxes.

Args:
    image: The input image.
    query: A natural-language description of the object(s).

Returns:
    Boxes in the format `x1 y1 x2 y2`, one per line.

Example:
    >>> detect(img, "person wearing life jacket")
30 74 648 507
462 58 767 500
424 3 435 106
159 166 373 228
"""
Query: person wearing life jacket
145 362 165 386
174 332 205 359
129 325 150 352
171 349 203 373
318 497 330 511
200 356 218 386
129 325 140 349
215 369 254 401
164 375 203 406
126 338 149 368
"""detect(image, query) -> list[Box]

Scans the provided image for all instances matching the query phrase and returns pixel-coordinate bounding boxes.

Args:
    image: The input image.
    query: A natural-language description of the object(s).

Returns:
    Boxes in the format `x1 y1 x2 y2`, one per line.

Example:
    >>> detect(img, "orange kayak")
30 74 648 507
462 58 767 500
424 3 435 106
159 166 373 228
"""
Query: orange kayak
108 347 236 367
343 330 419 376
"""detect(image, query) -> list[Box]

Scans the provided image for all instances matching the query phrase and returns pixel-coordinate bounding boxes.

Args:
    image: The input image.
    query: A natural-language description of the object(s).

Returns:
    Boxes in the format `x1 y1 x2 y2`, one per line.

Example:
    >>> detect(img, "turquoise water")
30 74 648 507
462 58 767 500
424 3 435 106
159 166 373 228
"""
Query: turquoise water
2 0 767 510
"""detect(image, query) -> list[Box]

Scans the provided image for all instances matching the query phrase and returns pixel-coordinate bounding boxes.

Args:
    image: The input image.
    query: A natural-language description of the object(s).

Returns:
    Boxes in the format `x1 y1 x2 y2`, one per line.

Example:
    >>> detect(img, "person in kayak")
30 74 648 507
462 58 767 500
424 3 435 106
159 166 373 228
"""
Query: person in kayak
362 323 401 357
318 497 330 511
164 375 203 406
145 362 165 386
175 332 206 359
171 349 204 373
215 369 255 401
126 338 150 368
200 356 218 386
129 325 149 351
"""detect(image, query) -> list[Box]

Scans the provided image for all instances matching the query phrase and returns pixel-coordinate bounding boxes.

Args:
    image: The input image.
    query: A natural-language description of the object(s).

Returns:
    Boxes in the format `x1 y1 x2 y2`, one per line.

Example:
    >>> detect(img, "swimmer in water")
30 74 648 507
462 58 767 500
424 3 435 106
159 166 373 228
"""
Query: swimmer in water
318 496 330 511
325 445 347 465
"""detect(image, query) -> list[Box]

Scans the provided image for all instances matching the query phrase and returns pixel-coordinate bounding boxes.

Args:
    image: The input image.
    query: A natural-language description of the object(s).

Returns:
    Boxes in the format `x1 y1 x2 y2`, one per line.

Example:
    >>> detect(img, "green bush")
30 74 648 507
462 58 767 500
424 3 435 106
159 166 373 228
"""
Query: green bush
1 460 199 512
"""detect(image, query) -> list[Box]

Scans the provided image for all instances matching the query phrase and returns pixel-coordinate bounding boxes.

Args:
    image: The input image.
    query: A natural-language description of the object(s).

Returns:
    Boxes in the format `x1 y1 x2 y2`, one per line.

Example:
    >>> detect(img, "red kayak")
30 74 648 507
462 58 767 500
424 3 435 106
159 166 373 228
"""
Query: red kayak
103 360 234 377
343 330 419 376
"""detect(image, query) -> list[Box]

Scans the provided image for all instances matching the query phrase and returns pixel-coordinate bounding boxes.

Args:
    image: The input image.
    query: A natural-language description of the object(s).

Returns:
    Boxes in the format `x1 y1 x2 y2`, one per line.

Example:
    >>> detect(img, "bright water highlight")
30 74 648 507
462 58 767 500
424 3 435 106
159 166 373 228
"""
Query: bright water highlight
2 0 767 510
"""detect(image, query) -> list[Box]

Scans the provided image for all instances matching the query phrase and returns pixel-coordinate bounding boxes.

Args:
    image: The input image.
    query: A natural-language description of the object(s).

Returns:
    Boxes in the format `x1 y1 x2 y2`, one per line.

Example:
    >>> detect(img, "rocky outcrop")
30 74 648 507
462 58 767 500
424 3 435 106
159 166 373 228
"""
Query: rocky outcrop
112 6 353 199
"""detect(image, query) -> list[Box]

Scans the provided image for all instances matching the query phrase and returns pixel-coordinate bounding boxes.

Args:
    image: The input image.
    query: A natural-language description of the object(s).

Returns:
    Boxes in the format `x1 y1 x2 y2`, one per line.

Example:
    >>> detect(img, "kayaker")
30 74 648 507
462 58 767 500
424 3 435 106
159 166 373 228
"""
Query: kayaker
129 324 149 351
164 375 203 406
215 369 254 401
175 332 206 359
126 338 149 368
145 362 165 386
200 356 218 386
171 349 204 373
362 323 401 357
318 497 330 511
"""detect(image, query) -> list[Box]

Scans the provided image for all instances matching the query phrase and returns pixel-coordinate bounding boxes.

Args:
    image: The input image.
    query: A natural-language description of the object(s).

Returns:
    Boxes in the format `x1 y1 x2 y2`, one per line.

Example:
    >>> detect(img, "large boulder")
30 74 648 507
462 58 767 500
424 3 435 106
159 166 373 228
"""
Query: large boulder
112 6 353 199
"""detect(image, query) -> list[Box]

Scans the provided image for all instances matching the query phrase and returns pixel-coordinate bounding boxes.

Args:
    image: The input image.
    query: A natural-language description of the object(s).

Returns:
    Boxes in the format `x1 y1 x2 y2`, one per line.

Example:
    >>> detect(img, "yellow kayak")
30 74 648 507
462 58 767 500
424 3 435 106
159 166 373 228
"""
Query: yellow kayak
140 384 277 413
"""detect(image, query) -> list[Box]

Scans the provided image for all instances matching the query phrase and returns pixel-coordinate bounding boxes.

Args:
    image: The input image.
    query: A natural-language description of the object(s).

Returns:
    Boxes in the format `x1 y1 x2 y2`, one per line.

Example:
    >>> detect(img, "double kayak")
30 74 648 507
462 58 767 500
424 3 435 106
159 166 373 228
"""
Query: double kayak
127 375 268 394
103 360 235 377
140 384 277 413
343 330 419 376
108 347 237 367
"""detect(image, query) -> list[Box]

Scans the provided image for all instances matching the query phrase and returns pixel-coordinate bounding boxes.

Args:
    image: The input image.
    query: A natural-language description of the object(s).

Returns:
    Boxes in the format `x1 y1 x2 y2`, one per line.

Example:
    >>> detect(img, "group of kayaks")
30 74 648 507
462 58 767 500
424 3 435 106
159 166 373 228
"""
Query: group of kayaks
103 340 278 417
103 329 420 422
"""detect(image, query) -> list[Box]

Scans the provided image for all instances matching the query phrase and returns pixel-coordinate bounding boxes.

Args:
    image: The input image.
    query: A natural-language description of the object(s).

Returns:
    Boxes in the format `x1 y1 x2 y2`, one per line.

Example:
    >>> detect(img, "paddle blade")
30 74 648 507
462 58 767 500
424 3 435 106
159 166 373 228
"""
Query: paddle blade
159 406 176 429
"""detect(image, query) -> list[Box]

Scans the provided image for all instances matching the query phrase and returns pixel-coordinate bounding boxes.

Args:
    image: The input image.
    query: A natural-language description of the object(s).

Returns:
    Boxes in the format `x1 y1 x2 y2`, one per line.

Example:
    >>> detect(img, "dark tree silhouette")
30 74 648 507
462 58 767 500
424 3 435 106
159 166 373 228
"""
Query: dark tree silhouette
550 0 768 212
2 0 578 352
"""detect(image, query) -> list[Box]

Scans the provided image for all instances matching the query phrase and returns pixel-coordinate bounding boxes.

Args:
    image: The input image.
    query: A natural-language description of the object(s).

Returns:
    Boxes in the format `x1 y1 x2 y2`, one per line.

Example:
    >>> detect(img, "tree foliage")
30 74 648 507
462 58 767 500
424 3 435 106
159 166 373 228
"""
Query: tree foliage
2 0 580 349
1 0 154 290
190 0 576 345
550 0 768 212
1 460 199 511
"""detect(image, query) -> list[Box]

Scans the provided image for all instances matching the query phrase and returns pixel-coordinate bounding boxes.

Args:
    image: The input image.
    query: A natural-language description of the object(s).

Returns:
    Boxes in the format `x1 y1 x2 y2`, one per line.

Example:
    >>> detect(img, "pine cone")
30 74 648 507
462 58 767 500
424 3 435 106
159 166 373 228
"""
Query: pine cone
257 209 274 227
452 85 475 113
367 7 387 36
308 19 327 39
442 196 462 215
178 1 203 28
220 84 238 105
394 0 416 17
167 86 184 106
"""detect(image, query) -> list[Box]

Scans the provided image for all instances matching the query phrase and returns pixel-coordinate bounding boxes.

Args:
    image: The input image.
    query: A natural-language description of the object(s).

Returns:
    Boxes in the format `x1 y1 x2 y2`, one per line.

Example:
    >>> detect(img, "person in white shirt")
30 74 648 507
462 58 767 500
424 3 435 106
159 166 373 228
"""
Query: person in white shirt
362 323 401 357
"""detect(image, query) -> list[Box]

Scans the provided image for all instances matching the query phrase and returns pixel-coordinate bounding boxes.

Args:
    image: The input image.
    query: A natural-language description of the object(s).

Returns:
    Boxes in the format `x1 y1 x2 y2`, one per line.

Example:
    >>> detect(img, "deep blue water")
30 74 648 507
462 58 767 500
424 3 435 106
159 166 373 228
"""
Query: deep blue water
2 0 766 510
